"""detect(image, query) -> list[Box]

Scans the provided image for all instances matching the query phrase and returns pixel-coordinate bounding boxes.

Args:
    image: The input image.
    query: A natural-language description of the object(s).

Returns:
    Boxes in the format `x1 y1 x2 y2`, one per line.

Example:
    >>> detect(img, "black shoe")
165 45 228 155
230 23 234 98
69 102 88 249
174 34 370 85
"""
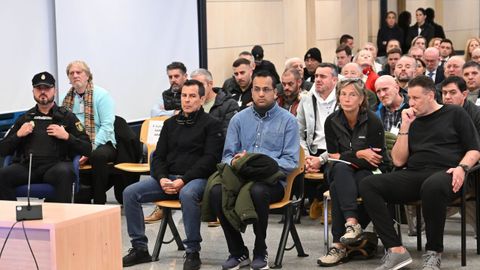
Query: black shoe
122 247 152 267
184 252 202 270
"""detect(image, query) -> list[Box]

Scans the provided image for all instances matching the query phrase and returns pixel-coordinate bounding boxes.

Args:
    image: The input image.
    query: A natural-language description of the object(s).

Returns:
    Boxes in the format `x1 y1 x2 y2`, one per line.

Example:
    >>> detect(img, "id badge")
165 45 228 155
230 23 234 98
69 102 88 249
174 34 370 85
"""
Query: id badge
390 126 399 136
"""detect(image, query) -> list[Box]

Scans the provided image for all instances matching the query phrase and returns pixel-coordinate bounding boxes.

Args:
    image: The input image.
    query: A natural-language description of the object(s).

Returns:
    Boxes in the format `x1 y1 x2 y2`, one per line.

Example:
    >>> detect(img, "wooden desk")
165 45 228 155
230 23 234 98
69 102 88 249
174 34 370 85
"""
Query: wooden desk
0 201 121 270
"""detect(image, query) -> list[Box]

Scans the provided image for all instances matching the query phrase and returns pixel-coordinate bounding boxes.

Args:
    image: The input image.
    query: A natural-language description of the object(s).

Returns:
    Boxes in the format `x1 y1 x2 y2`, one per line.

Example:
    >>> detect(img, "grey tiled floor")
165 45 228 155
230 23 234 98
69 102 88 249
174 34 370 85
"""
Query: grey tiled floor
110 188 480 270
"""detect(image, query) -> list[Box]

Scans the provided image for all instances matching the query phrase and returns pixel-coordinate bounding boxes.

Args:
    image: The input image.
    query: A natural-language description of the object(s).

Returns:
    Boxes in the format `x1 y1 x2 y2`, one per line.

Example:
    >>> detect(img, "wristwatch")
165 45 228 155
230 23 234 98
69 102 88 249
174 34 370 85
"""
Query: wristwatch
458 163 470 173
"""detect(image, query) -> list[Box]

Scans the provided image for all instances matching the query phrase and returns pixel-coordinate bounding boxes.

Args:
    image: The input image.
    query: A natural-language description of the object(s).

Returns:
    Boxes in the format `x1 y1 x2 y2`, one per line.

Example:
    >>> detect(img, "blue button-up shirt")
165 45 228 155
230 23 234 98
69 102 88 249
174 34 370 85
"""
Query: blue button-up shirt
222 103 299 174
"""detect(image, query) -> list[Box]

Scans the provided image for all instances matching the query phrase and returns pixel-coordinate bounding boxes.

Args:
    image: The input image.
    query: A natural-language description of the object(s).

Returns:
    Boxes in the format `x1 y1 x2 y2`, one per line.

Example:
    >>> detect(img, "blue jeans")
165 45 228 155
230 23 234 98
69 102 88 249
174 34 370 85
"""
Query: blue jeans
123 176 207 253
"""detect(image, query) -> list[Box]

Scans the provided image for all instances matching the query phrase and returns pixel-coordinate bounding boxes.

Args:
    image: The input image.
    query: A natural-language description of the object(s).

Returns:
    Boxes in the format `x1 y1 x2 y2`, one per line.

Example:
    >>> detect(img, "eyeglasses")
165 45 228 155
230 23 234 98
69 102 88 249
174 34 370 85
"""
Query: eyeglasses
253 87 274 93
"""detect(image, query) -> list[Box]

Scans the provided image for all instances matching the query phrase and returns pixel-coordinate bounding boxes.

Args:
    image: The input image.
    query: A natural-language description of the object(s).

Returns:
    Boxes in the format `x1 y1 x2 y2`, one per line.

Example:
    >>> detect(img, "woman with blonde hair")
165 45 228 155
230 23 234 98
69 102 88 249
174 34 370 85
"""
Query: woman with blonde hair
317 78 388 267
428 37 442 49
354 49 379 93
411 36 427 50
464 37 480 62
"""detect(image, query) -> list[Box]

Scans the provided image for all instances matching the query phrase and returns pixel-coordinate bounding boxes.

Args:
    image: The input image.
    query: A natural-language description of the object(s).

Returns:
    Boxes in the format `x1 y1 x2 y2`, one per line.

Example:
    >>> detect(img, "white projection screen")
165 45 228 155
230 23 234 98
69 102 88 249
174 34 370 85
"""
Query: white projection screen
1 0 200 122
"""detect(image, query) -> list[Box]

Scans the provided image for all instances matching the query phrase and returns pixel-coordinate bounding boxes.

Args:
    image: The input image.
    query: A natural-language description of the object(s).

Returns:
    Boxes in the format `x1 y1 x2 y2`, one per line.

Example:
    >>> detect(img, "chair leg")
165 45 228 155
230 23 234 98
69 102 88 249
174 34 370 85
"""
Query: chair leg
167 211 185 251
152 208 171 261
272 205 293 269
416 205 422 251
394 204 402 243
476 177 480 255
461 193 466 267
323 195 329 253
289 219 308 258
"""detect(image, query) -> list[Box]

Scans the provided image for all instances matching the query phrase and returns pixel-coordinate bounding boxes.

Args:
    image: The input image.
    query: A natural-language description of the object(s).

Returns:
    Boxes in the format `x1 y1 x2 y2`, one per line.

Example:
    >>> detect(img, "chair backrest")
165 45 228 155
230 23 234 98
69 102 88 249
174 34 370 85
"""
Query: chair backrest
140 116 170 164
280 149 305 203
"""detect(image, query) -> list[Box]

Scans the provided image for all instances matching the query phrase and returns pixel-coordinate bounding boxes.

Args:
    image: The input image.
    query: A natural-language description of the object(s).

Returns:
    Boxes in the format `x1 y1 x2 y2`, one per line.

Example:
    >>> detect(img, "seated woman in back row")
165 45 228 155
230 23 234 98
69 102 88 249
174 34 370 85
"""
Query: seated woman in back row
317 78 389 267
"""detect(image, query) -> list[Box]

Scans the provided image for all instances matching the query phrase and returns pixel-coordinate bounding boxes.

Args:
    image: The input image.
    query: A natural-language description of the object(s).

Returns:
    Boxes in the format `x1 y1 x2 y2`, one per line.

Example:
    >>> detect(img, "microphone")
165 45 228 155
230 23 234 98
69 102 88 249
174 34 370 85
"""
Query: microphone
16 153 43 221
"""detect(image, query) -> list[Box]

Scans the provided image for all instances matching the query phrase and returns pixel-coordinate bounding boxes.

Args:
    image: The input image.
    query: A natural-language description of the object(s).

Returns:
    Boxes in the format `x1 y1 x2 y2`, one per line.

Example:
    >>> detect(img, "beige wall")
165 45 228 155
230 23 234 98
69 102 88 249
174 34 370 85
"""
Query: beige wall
206 0 479 86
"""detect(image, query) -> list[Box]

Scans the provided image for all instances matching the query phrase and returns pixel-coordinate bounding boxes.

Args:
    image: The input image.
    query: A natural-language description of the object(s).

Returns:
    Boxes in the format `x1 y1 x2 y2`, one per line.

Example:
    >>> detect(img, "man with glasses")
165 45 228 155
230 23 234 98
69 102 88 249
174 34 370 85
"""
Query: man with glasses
209 70 299 270
0 72 91 203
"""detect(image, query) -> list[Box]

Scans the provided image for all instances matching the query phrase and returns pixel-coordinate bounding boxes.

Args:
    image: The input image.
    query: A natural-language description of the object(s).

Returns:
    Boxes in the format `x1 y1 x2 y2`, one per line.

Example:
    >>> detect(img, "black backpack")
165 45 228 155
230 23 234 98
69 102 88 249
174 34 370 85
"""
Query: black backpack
346 232 378 260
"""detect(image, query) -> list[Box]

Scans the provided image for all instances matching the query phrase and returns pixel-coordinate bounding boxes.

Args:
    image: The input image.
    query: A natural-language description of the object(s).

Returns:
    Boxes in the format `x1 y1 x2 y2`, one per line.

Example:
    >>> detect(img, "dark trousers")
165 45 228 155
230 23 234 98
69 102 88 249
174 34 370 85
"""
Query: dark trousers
329 163 372 242
0 162 74 203
210 182 284 257
359 169 456 252
88 143 116 204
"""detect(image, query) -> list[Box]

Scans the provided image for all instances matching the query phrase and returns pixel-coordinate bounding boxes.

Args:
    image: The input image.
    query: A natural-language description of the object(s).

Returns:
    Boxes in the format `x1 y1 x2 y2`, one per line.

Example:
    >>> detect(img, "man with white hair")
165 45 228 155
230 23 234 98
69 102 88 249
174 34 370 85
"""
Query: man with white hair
276 57 313 95
423 47 445 84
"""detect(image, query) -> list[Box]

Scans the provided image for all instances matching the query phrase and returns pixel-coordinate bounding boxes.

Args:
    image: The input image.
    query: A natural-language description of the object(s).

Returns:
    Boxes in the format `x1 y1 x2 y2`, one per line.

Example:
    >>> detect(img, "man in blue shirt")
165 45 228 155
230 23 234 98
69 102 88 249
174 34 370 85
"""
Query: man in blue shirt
210 70 299 270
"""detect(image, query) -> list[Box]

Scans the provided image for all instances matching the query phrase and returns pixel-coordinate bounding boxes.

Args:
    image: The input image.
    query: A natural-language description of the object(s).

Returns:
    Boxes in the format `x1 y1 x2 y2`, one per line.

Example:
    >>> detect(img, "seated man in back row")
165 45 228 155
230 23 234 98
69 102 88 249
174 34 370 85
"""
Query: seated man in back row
0 72 91 203
122 79 224 270
208 70 299 270
360 76 480 270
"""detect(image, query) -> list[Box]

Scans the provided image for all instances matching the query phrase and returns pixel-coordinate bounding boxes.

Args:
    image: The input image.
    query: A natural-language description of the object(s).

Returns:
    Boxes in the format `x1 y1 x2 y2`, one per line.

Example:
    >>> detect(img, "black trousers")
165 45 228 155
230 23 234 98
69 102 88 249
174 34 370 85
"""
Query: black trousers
0 161 74 203
359 169 456 252
210 182 284 257
329 163 372 243
87 143 116 204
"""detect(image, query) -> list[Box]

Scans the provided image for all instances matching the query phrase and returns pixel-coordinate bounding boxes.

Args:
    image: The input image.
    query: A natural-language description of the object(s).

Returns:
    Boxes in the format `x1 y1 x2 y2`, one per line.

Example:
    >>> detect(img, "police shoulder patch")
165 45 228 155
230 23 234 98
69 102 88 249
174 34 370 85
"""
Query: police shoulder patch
75 121 85 132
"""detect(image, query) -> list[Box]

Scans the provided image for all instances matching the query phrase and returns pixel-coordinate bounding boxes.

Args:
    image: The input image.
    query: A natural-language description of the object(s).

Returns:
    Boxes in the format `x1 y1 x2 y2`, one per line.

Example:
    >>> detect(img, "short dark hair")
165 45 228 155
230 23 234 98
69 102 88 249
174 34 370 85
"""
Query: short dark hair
463 61 480 71
340 34 354 45
166 61 187 74
441 76 467 92
425 7 435 22
316 63 338 77
408 75 435 93
385 11 397 19
335 44 352 56
233 57 251 68
182 79 205 97
440 39 455 56
252 70 276 89
387 47 403 56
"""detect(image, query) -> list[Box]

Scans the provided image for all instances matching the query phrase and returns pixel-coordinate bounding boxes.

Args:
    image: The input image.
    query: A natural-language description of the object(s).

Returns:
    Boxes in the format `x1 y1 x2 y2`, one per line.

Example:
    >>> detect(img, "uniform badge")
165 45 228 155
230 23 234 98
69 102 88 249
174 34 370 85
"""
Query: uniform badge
41 74 46 80
75 121 84 132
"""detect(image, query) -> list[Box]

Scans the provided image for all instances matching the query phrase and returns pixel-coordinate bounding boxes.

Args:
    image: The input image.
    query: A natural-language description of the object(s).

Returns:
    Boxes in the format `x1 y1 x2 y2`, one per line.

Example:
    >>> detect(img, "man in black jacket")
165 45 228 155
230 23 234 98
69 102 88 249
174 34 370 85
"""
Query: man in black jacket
0 72 91 203
122 80 224 270
161 61 188 111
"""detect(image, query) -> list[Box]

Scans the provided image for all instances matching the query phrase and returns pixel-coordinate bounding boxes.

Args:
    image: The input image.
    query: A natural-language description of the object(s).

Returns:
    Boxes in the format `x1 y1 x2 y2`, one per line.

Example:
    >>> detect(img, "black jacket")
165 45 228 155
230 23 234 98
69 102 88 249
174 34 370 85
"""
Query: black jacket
0 104 91 164
325 109 388 171
222 77 253 110
463 100 480 135
113 116 141 164
209 88 239 136
151 108 224 183
376 25 404 56
406 23 435 51
162 88 181 110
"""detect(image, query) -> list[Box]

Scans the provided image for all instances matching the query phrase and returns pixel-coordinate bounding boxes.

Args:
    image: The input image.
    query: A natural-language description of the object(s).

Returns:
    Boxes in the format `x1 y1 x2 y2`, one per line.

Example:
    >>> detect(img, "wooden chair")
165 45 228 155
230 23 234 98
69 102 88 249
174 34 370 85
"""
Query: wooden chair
114 116 170 173
396 164 480 267
151 150 308 268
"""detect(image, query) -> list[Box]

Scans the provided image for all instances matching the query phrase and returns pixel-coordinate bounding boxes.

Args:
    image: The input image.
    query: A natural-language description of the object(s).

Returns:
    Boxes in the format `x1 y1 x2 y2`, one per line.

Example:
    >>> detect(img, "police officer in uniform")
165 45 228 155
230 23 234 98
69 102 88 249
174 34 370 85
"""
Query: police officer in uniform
0 72 91 202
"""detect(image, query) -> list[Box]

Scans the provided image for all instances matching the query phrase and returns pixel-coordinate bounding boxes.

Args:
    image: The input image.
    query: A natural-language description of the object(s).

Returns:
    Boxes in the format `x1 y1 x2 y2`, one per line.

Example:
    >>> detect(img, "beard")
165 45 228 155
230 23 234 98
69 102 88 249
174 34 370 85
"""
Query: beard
34 95 55 105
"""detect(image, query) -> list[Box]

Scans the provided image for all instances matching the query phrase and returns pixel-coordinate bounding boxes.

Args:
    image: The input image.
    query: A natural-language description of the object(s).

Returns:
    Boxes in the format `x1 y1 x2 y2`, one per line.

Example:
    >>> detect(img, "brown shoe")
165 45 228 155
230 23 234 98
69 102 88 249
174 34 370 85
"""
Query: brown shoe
207 219 220 227
144 206 163 224
309 199 323 220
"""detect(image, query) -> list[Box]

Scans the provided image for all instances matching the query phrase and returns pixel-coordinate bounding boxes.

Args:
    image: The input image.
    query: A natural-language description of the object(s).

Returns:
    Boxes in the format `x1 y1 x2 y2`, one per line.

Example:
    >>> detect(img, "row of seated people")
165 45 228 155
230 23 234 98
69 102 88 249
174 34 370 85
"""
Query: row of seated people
2 49 480 270
123 56 480 270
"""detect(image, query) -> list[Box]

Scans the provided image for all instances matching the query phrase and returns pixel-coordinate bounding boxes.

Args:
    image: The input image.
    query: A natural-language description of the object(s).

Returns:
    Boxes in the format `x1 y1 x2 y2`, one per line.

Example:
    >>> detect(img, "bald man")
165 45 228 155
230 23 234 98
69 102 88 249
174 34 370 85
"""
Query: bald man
424 47 445 84
374 75 409 132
